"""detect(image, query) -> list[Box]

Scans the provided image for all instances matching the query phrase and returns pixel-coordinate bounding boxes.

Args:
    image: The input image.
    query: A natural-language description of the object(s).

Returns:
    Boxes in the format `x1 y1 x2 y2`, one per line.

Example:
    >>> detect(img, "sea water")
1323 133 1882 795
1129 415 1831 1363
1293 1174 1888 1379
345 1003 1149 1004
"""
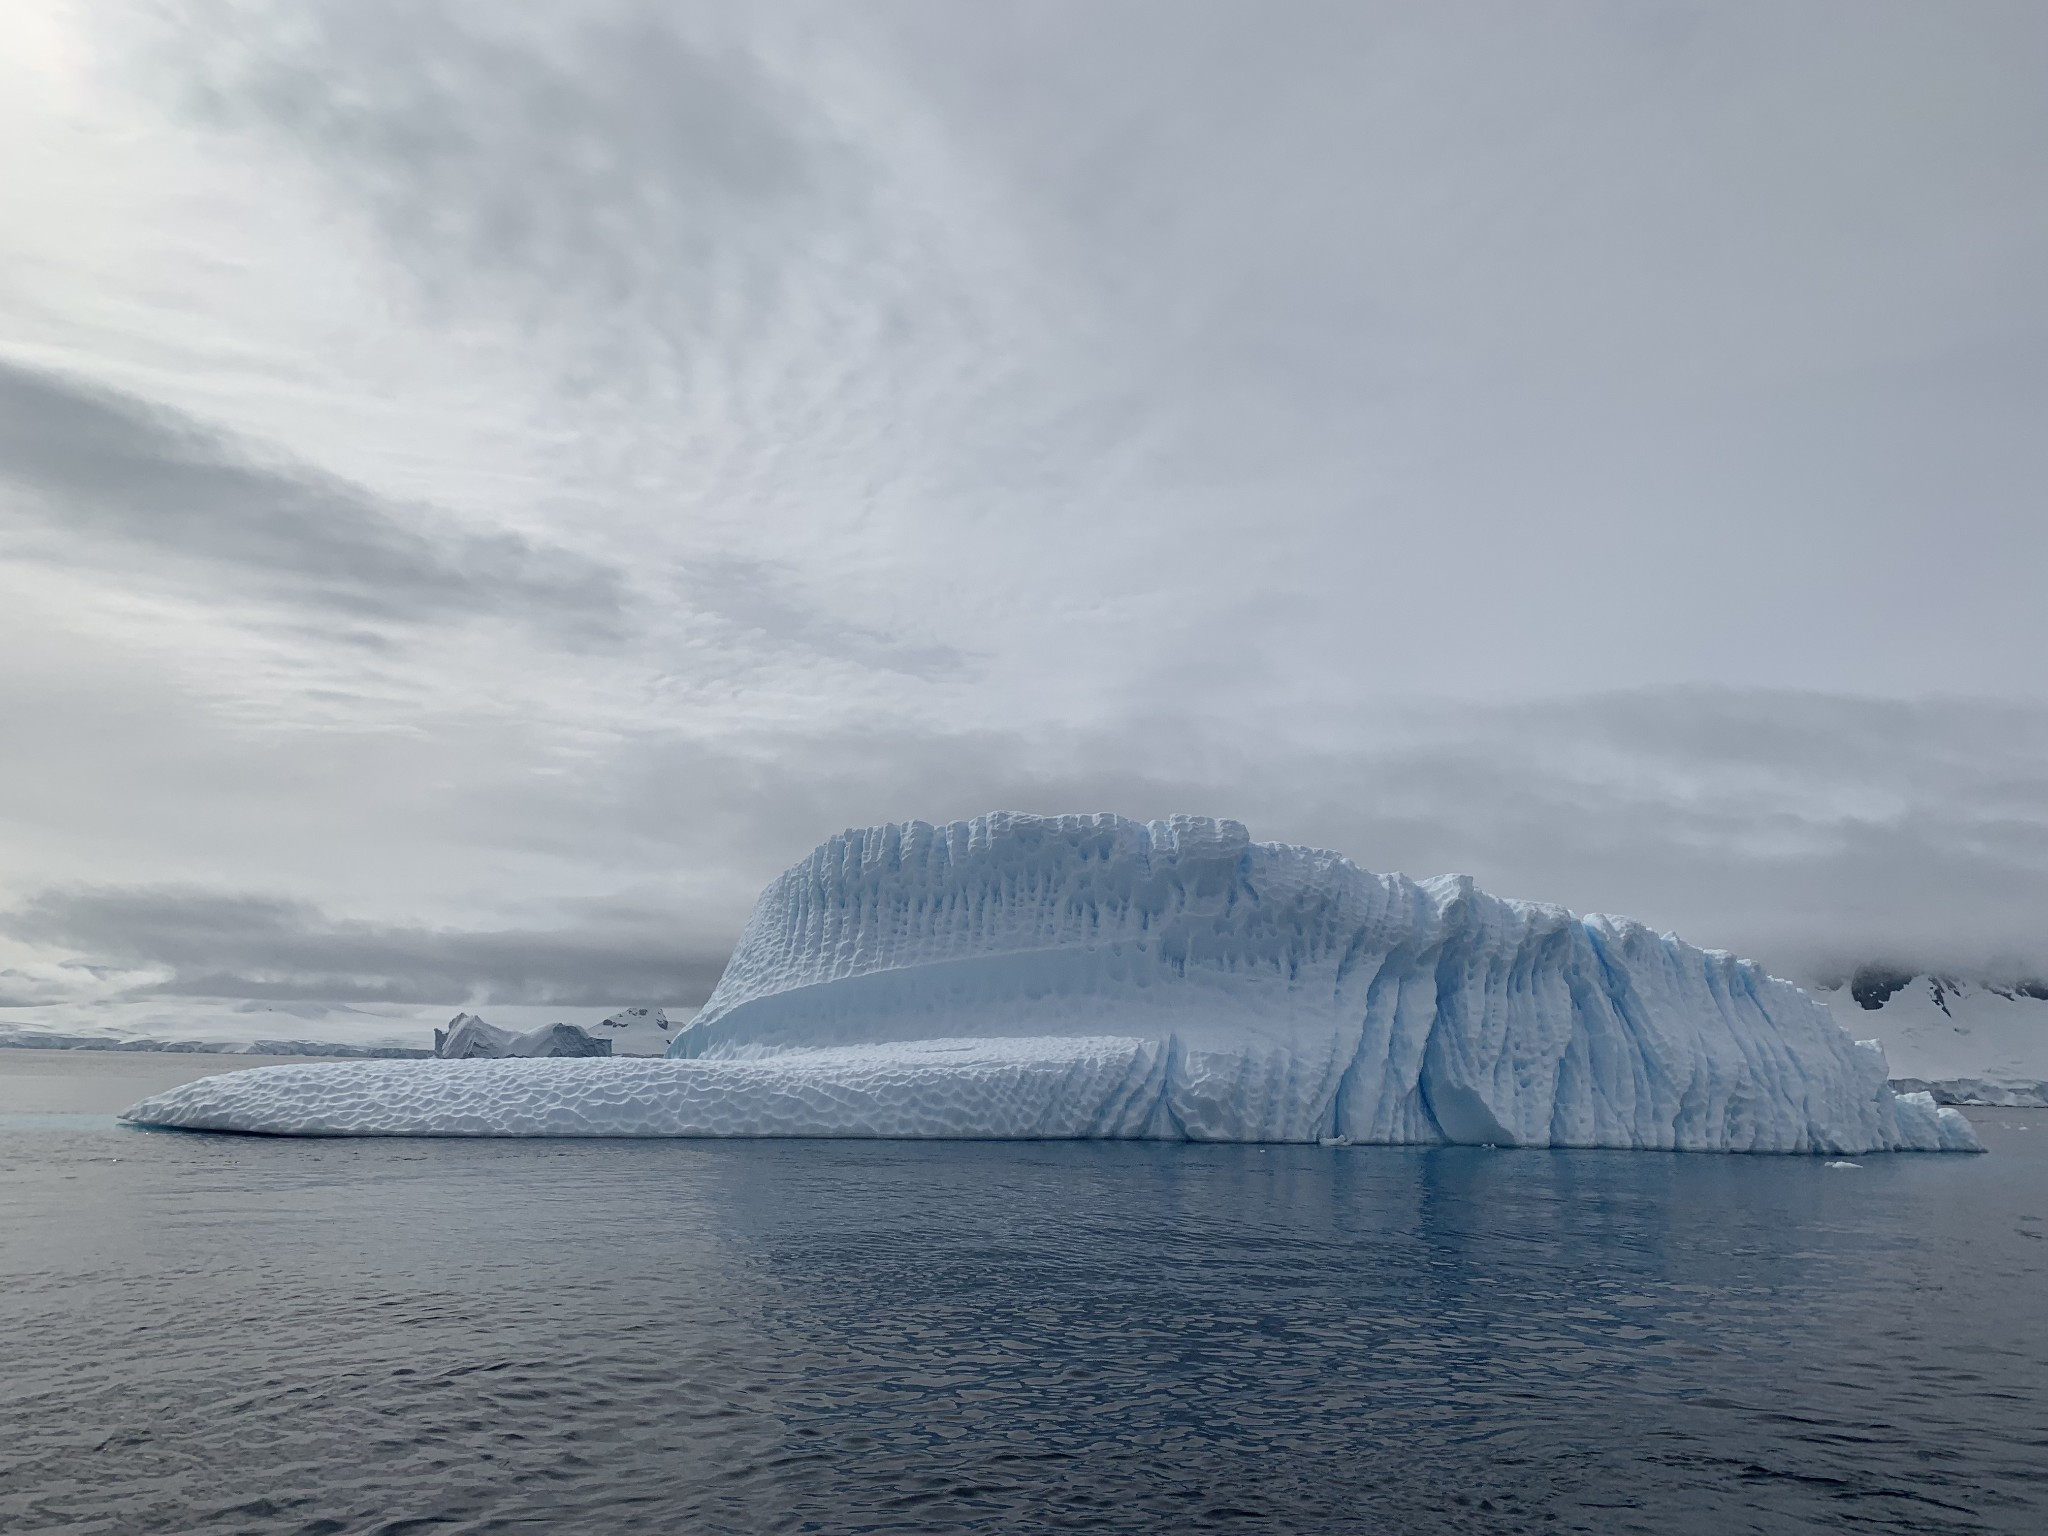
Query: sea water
2 1051 2043 1534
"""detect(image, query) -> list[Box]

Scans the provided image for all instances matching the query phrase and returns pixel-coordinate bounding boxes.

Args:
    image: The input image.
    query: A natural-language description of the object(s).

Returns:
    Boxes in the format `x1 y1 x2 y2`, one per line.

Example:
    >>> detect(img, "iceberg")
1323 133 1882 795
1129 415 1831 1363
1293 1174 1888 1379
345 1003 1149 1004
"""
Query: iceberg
433 1013 611 1058
123 813 1982 1152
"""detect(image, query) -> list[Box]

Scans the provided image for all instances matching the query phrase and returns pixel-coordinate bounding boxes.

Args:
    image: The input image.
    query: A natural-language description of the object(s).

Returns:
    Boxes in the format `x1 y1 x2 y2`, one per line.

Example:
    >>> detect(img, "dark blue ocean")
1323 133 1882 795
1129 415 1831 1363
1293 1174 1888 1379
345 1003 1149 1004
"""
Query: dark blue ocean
2 1050 2044 1534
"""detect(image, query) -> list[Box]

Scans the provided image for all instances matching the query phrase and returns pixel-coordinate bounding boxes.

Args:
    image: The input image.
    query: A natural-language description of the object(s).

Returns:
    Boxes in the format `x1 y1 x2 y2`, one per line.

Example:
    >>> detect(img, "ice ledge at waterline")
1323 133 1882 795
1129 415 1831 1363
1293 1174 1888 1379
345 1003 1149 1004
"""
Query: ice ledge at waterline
124 814 1982 1152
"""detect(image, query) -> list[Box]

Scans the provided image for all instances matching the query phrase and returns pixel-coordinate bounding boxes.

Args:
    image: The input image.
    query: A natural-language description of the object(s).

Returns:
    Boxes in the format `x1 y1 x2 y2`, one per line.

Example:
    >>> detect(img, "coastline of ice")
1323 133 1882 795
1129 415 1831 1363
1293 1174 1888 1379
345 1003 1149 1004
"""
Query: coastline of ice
122 813 1983 1152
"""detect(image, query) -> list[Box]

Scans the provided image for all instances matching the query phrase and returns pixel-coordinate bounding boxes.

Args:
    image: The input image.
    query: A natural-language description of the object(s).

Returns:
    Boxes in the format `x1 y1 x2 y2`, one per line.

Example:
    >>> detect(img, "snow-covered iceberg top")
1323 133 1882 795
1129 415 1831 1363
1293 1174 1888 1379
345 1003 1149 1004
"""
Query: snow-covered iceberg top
125 813 1980 1152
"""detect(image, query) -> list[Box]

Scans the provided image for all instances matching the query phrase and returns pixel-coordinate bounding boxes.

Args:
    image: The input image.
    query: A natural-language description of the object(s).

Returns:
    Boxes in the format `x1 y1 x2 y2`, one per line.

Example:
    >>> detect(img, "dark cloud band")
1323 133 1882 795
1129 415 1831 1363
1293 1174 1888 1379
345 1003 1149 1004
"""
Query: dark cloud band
0 356 625 638
0 885 728 1007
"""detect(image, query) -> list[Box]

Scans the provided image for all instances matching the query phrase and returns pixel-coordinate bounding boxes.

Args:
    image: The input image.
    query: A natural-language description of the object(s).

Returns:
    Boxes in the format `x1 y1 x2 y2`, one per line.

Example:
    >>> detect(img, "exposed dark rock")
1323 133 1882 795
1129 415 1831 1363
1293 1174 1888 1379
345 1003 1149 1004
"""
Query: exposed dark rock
1849 965 1917 1011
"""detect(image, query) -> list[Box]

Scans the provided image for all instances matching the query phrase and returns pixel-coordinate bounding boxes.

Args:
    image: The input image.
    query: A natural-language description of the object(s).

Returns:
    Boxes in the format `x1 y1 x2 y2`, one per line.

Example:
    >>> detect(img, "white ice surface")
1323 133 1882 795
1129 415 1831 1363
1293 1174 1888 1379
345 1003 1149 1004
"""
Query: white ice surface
124 814 1982 1152
121 1038 1168 1138
434 1014 610 1058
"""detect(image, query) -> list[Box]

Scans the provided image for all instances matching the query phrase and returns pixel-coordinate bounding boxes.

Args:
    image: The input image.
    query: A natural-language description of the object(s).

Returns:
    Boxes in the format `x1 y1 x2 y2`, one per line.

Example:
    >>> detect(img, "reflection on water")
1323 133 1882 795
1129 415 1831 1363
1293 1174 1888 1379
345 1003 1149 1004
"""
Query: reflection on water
0 1054 2042 1534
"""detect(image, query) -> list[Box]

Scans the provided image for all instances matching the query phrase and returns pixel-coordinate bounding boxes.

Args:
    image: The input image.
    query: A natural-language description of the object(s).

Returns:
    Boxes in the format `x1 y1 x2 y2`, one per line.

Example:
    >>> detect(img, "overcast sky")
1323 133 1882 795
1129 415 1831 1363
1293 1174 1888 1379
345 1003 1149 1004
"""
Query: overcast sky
3 0 2046 1011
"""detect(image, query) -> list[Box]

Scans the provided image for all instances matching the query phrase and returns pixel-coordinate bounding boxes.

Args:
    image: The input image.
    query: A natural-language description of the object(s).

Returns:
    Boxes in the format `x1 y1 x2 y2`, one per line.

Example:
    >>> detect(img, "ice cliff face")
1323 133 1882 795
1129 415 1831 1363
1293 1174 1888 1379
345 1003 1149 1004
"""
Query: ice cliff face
122 813 1979 1151
669 813 1976 1153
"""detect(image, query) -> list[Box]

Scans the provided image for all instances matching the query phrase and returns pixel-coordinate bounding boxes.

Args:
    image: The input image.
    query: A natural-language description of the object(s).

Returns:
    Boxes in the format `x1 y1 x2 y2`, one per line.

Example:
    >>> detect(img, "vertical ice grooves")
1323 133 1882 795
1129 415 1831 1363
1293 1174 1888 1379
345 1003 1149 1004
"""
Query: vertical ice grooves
666 814 1977 1154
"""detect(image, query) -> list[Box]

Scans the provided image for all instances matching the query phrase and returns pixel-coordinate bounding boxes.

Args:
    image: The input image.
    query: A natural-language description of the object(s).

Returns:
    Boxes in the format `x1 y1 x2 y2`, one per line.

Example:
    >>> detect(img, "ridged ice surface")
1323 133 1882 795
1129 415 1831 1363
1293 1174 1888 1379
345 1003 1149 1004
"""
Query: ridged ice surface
119 1039 1168 1138
124 814 1981 1151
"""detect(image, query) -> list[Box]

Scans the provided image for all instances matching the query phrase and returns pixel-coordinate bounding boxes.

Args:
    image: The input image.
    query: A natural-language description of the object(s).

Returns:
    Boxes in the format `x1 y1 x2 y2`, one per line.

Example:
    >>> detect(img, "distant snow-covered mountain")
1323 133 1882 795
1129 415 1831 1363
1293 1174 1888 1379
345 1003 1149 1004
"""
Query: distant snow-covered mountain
0 997 696 1058
1819 969 2048 1106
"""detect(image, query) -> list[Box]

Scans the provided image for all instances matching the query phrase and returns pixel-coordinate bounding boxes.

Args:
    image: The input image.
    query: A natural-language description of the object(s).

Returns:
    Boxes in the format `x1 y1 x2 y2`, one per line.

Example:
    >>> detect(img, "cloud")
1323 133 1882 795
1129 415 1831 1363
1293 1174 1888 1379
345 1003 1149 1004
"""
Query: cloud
480 686 2048 988
0 886 727 1006
682 555 966 680
3 687 2045 1006
136 0 2048 708
162 0 842 367
0 355 626 637
7 5 2047 1021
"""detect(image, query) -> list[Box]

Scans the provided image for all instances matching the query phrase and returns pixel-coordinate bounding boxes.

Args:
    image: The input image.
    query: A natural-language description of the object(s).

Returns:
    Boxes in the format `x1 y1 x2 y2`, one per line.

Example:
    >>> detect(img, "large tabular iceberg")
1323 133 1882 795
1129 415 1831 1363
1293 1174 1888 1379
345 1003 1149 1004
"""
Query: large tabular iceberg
124 814 1980 1152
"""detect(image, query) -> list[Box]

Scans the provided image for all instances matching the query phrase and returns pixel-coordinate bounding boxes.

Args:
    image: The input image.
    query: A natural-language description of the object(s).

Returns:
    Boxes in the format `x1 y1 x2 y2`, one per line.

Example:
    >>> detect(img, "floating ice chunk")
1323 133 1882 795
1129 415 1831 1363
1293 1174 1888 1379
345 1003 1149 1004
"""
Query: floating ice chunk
665 814 1981 1153
125 814 1984 1152
434 1013 609 1058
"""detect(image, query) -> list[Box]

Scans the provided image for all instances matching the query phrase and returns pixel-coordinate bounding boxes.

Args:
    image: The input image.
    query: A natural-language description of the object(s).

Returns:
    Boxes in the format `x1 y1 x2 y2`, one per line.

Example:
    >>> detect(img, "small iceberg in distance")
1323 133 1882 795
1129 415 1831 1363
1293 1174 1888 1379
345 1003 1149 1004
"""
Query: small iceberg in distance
434 1014 611 1058
122 813 1982 1152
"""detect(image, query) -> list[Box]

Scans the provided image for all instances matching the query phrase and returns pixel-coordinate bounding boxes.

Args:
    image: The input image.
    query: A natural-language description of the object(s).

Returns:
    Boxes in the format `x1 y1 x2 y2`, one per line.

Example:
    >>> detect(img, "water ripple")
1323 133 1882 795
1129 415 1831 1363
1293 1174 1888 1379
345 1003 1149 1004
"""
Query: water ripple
1 1116 2043 1533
